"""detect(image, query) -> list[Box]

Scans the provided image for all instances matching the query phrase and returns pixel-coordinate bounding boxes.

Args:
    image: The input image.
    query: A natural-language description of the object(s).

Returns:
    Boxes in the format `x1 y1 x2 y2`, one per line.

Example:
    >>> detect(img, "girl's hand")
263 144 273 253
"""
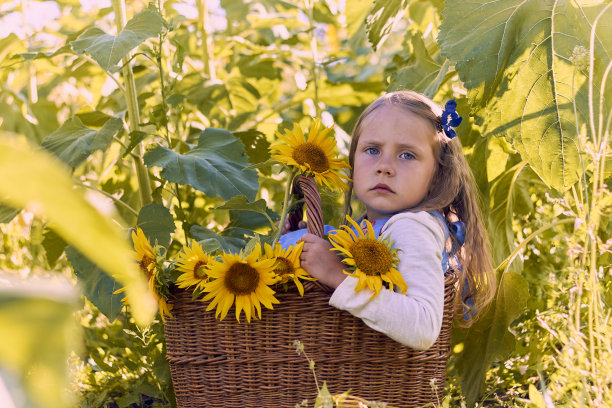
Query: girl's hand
299 233 346 288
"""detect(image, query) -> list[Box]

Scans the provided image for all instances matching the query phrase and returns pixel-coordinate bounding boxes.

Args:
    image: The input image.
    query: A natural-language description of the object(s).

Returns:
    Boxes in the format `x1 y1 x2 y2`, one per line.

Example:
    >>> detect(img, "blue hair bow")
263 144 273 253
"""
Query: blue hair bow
440 99 462 139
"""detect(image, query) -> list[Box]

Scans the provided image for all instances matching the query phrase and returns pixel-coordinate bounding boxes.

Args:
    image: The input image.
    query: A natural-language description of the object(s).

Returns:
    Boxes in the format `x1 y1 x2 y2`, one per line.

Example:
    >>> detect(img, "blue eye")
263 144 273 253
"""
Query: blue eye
400 152 415 160
364 147 379 155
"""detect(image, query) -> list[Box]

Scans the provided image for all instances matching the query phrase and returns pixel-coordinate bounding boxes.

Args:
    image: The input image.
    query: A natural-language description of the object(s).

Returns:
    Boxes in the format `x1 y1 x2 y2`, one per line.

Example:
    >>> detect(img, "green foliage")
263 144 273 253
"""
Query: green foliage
454 272 529 407
144 128 260 201
41 117 123 168
71 10 164 71
366 0 411 50
0 204 20 223
0 275 79 408
215 195 278 228
75 305 174 408
41 228 67 268
0 137 154 325
439 0 612 191
1 0 610 406
65 246 124 322
137 204 175 249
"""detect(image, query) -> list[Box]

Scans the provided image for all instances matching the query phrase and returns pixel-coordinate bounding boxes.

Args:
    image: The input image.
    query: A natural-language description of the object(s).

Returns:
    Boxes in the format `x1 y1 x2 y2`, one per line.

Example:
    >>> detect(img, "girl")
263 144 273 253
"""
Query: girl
281 90 496 350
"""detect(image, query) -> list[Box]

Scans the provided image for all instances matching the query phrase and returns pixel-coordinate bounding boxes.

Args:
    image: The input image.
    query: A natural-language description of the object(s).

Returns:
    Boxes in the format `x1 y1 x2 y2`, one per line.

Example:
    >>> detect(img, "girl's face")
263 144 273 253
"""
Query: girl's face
353 105 437 221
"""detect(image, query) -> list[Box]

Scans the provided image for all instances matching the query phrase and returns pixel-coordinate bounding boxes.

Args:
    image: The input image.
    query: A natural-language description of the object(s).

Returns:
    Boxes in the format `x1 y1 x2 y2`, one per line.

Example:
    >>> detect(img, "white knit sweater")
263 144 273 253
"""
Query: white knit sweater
328 211 446 350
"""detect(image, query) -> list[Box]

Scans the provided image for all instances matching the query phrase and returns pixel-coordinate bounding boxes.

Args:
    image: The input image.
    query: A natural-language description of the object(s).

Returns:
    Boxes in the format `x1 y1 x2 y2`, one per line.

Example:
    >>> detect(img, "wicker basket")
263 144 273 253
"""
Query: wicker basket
165 176 457 408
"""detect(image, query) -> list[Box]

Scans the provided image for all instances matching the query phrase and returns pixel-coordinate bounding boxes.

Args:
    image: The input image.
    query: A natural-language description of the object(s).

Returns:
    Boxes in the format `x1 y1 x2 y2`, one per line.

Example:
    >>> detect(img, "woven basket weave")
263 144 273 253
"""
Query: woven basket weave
165 176 457 407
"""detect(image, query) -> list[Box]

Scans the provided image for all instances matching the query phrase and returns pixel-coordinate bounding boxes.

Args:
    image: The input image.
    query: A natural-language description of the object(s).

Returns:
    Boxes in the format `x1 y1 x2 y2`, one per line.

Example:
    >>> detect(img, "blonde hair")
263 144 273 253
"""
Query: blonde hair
344 90 496 326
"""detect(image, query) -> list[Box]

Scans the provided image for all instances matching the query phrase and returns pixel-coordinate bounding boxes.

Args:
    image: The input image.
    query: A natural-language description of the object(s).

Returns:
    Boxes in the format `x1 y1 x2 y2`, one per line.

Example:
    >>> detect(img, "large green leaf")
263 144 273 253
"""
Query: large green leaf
0 204 20 223
65 246 124 321
0 33 26 66
388 33 449 97
366 0 411 50
215 195 272 217
136 204 175 249
216 195 280 230
234 129 271 168
70 10 164 71
41 228 67 269
190 225 248 254
488 162 537 267
0 273 79 408
144 128 259 201
0 136 155 325
439 0 612 191
454 272 529 407
41 116 123 168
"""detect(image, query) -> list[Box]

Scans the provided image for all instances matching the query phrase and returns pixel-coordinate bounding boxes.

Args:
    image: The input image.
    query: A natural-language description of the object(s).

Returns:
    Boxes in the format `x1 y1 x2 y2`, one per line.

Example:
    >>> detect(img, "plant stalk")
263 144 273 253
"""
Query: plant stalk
273 169 298 246
111 0 153 208
196 0 216 80
307 0 320 117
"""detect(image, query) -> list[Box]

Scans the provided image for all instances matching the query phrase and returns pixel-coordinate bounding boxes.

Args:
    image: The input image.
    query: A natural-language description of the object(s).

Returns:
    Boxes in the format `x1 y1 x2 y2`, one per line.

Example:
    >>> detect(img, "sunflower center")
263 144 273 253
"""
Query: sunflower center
224 262 260 295
193 260 208 279
273 257 295 277
292 142 330 173
140 255 155 278
350 239 393 276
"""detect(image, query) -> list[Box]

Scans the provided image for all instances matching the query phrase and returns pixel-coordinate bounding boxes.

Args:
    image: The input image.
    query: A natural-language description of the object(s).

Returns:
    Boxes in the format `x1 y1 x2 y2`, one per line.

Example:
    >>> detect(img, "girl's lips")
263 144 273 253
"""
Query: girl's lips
372 184 394 193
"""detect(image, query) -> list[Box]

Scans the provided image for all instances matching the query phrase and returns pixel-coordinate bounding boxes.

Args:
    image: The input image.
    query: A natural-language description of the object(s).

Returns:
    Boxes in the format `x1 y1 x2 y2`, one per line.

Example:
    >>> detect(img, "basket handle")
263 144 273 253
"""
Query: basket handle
291 175 334 293
290 175 325 239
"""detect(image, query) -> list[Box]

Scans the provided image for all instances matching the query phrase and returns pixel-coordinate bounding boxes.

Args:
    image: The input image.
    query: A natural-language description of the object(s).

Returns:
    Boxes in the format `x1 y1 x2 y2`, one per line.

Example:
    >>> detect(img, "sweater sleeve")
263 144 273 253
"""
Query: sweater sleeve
328 211 446 350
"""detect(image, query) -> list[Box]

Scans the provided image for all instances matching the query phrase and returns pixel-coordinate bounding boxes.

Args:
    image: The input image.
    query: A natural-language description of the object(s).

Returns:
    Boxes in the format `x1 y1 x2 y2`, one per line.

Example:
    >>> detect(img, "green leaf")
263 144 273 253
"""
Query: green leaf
366 0 410 50
0 33 26 66
123 130 147 157
489 162 536 267
216 196 280 230
65 246 124 321
41 116 123 168
75 110 114 127
0 274 79 408
0 204 20 223
136 204 175 249
0 136 155 325
346 0 371 43
236 55 281 80
228 209 279 232
144 128 259 201
439 0 612 191
454 272 529 407
234 129 271 168
70 10 164 71
226 76 260 113
190 225 247 254
528 384 547 408
16 44 73 61
42 228 67 269
215 195 270 217
388 33 444 96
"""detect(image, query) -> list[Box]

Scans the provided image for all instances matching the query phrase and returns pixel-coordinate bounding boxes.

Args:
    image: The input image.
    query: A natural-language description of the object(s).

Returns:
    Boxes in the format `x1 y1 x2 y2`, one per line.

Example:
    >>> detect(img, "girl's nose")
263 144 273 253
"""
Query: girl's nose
376 158 394 176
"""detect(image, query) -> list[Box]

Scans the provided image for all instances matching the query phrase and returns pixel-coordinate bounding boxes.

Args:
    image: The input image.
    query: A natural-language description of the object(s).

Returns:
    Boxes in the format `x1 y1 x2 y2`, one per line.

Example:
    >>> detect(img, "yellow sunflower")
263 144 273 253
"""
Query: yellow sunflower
329 216 406 299
202 246 279 323
175 241 214 290
270 119 350 191
262 242 313 296
115 228 173 321
132 227 156 284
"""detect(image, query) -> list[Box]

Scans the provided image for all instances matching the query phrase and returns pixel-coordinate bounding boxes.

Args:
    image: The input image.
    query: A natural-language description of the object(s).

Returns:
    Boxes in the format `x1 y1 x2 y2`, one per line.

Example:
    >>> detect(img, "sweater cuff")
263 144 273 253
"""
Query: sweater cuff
329 275 359 309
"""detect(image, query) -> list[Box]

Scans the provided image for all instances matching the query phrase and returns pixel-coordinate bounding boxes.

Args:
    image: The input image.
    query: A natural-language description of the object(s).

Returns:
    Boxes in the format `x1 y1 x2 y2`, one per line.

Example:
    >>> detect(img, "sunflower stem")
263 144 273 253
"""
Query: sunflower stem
273 168 298 246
